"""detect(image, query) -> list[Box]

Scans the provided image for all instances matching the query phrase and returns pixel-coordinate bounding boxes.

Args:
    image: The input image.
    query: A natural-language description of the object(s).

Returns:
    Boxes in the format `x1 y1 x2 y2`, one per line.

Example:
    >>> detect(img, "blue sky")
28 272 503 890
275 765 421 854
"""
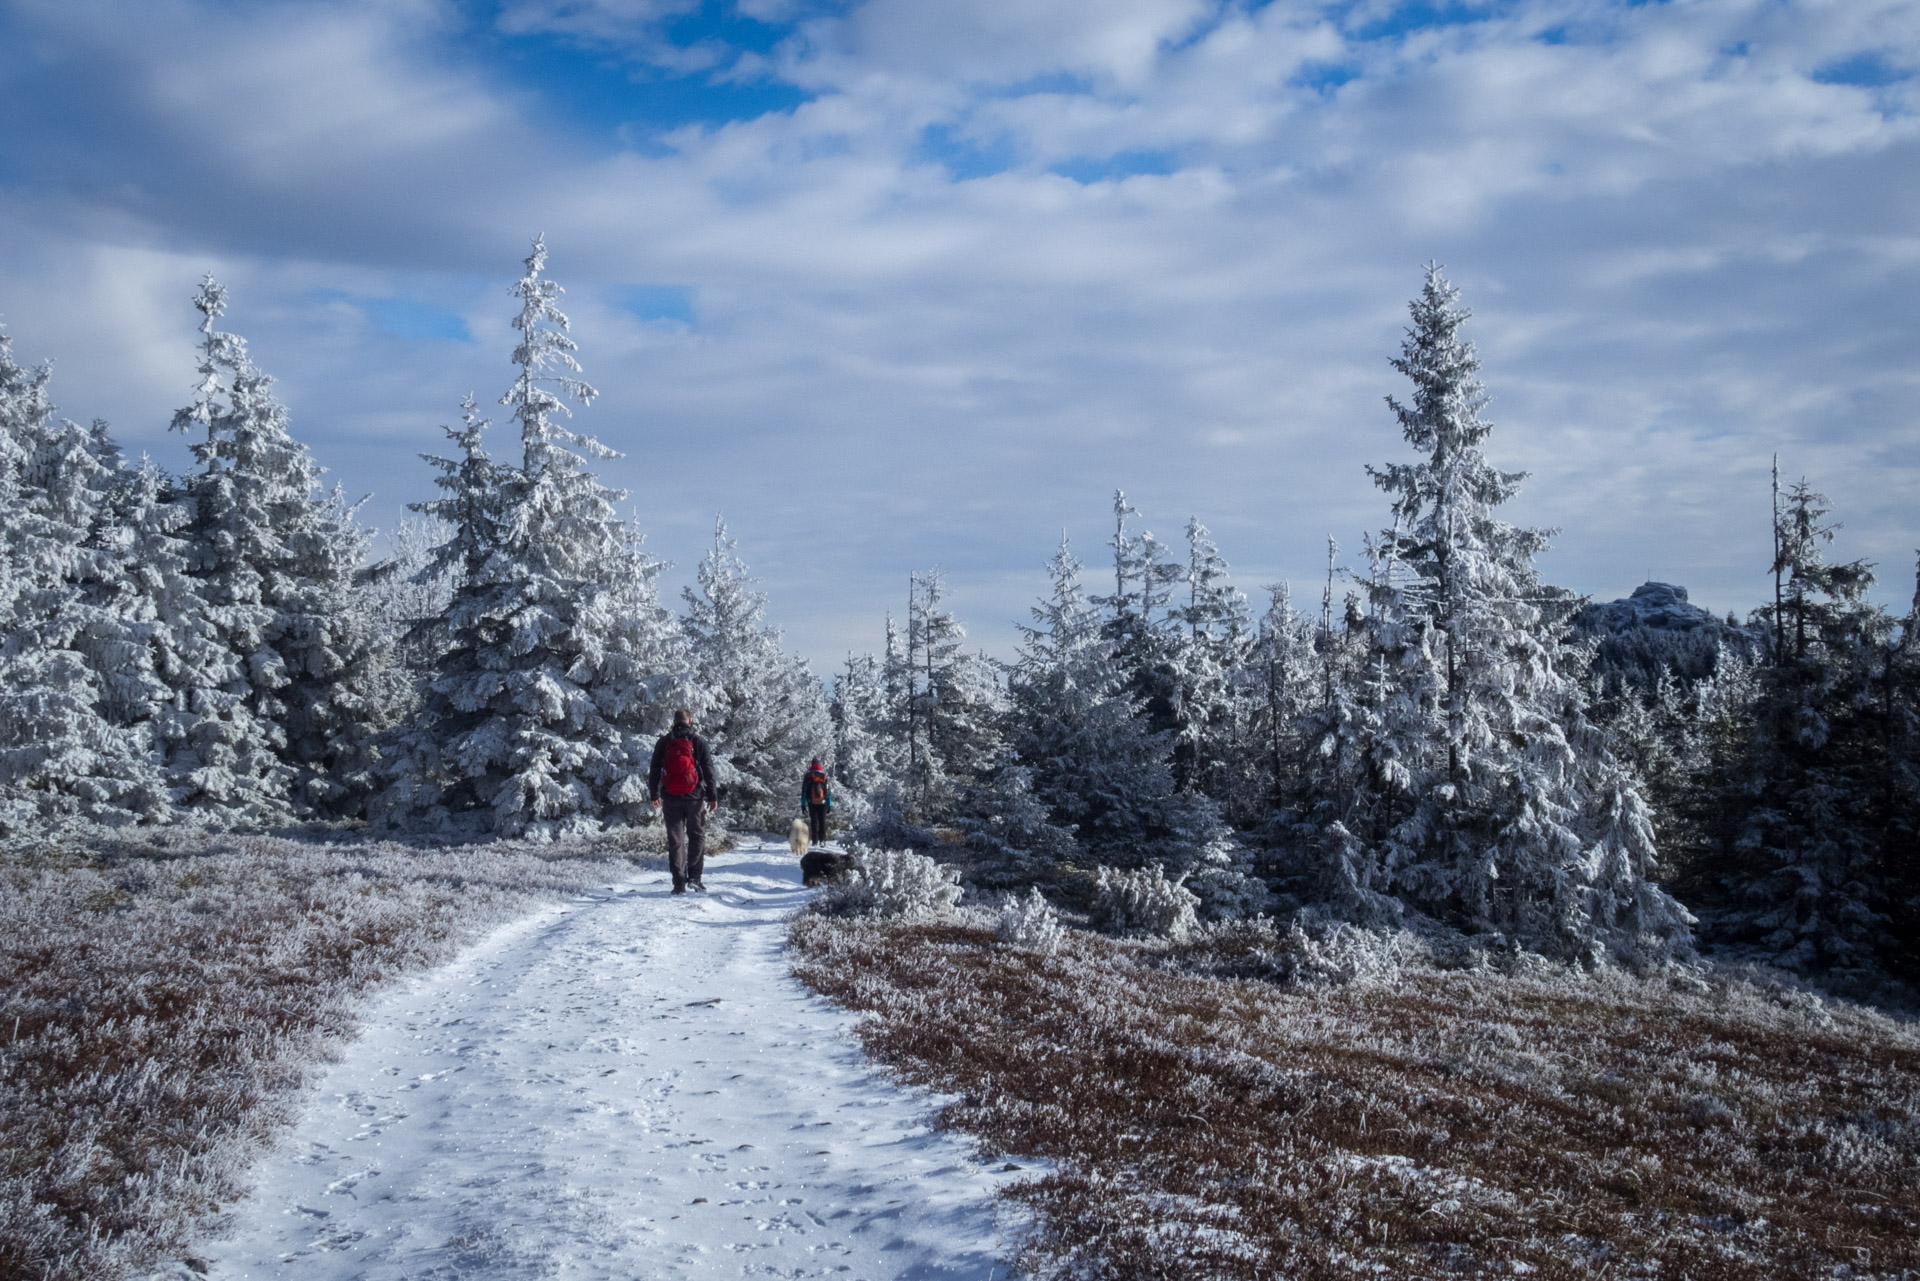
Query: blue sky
0 0 1915 665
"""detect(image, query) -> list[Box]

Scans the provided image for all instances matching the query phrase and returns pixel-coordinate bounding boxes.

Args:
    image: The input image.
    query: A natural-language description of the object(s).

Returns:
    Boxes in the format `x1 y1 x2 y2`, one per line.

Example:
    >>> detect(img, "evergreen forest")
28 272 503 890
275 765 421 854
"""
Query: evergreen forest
3 242 1914 997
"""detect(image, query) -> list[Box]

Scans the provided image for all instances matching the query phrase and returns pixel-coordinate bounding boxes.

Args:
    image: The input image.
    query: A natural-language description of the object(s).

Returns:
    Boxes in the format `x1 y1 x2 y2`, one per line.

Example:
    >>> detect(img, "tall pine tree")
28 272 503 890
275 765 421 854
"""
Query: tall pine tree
682 518 829 829
1707 477 1919 985
378 240 684 839
1340 265 1691 964
169 279 396 820
0 334 170 829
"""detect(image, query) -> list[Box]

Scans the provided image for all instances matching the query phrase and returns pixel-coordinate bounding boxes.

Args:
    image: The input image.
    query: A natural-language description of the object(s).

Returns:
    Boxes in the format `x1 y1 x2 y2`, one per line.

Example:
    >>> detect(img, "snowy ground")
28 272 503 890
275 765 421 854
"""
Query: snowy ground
198 841 1022 1281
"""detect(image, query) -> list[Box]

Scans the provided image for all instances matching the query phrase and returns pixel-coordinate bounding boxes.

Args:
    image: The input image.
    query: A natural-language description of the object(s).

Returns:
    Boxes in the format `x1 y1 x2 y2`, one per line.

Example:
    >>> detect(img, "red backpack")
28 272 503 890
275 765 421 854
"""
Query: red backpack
664 737 700 796
805 770 828 805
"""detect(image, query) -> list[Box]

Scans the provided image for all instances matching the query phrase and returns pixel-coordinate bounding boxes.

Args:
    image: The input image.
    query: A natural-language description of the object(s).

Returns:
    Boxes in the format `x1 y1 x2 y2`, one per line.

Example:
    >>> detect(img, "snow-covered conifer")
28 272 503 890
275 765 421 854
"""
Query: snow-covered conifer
828 650 896 825
813 846 963 921
0 336 170 828
886 571 1003 824
994 885 1067 953
1169 517 1252 800
1232 582 1317 825
682 518 829 829
956 763 1079 889
114 454 244 813
1095 491 1183 741
168 278 398 820
366 514 456 686
906 569 1003 818
1339 266 1691 964
378 241 685 839
1089 862 1200 940
1706 479 1917 984
999 538 1228 877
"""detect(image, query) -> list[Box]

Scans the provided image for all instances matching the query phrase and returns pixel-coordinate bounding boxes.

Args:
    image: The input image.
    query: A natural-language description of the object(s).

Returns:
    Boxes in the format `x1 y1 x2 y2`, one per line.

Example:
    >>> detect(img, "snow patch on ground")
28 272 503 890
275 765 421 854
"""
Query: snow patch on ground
203 842 1018 1280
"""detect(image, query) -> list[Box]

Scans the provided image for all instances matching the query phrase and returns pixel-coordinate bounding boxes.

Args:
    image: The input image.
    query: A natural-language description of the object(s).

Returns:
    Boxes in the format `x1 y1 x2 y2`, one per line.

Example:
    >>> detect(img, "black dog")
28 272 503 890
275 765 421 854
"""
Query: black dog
800 850 852 887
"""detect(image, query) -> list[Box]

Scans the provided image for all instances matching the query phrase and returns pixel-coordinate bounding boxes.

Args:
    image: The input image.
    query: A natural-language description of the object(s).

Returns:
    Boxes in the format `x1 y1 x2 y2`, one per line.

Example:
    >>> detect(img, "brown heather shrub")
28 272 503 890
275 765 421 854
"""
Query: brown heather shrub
789 914 1920 1280
0 825 703 1281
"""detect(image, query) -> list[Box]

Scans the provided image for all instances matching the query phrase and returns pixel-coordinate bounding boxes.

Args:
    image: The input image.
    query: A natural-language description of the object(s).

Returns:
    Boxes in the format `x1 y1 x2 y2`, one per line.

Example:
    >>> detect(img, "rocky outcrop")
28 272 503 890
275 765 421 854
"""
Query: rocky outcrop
1573 582 1753 695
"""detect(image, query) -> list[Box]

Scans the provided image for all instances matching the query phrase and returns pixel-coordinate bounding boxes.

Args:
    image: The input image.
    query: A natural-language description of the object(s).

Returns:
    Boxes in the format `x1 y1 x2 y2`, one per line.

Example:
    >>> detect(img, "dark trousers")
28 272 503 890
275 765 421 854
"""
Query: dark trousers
808 803 829 843
663 795 707 888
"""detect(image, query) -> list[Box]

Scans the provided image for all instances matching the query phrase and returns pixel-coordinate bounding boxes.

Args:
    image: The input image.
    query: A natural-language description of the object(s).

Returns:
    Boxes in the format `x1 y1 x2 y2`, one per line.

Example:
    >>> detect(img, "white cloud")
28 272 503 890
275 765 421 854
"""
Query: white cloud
841 0 1216 87
0 0 1914 661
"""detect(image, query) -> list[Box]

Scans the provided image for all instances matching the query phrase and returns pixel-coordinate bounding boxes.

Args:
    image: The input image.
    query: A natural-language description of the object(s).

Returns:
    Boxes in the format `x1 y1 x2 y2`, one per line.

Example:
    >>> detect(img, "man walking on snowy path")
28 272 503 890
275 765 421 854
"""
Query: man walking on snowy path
650 708 718 894
801 759 832 845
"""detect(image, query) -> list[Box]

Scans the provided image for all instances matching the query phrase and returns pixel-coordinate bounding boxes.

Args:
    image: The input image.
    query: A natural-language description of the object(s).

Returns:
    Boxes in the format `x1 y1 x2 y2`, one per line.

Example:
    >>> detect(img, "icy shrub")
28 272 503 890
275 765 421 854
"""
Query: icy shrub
852 781 940 854
812 847 962 922
788 910 1920 1281
1267 918 1429 986
1088 863 1198 941
995 887 1067 954
1186 863 1271 922
1166 915 1425 986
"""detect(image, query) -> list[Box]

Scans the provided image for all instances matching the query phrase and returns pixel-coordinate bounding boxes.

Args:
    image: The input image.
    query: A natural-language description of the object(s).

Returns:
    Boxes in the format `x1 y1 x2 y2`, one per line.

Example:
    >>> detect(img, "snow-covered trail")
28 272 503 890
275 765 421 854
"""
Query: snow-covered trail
207 841 1018 1281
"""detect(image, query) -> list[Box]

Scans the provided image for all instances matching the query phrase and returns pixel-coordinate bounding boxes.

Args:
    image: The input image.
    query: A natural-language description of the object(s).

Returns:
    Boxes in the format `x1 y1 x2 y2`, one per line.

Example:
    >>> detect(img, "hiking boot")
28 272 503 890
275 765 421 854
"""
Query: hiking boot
691 880 706 893
671 884 687 895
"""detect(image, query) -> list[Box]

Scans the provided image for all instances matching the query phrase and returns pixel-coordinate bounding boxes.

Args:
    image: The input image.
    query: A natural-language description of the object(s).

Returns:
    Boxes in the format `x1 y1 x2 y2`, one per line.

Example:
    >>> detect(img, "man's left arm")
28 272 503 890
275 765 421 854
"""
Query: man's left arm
695 737 719 808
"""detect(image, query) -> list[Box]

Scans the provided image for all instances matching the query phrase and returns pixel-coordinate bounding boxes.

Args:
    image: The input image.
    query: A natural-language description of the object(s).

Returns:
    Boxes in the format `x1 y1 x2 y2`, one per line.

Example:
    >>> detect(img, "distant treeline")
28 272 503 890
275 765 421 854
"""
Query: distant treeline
1 252 1912 992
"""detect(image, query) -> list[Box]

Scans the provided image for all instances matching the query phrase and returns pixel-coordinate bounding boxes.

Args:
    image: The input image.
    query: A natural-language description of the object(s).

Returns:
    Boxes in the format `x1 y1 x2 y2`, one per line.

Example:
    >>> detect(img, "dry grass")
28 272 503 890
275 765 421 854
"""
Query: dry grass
0 824 706 1281
789 915 1920 1280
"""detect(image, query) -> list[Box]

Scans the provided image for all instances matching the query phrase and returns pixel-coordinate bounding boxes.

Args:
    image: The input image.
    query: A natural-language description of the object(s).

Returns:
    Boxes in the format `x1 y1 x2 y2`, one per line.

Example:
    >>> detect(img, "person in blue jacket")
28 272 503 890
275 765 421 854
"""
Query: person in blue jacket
800 759 832 844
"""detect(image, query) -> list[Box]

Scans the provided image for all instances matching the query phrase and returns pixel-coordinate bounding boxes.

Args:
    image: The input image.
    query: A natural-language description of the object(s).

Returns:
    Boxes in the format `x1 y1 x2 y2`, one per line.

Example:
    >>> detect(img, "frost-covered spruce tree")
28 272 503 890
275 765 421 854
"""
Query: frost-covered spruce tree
169 278 397 820
114 453 248 814
1891 563 1920 974
682 518 829 830
956 763 1078 889
828 650 895 825
1598 655 1757 900
0 334 170 829
902 569 1003 821
366 513 456 689
1169 517 1252 801
1229 582 1319 830
897 583 938 819
998 538 1227 878
1351 266 1691 965
1276 543 1404 917
372 395 508 828
1704 479 1918 983
379 241 684 839
1096 491 1184 743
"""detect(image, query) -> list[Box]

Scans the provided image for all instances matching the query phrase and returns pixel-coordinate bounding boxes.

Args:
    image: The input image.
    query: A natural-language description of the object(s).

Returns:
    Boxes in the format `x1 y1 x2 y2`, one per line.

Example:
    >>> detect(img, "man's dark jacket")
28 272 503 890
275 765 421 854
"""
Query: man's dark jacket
649 725 718 804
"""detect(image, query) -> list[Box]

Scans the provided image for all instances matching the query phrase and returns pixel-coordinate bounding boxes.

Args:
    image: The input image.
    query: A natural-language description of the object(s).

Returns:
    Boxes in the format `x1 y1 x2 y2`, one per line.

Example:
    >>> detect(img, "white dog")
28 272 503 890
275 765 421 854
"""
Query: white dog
788 816 811 859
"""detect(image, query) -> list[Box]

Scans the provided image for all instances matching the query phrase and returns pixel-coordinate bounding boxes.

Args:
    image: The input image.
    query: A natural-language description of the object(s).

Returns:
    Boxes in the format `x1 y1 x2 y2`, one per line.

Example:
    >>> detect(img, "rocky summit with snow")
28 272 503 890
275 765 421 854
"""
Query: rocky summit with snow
1573 581 1757 697
1578 581 1724 634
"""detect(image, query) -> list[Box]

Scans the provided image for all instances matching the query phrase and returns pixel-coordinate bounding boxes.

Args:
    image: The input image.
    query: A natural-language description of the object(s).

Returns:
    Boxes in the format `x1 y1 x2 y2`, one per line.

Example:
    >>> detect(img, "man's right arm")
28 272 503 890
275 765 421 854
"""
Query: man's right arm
647 738 665 802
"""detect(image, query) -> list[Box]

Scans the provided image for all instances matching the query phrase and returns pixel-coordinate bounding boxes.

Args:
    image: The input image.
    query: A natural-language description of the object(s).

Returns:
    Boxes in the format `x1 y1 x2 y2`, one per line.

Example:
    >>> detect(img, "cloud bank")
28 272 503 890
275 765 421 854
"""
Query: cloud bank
0 0 1913 662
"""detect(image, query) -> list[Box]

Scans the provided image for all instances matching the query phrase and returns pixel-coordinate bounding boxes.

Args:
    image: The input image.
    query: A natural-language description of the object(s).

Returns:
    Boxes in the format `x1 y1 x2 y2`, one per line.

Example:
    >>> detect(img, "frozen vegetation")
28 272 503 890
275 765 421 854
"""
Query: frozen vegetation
824 269 1918 997
0 245 1913 985
0 826 722 1280
808 845 966 923
790 909 1920 1280
0 246 1915 1277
